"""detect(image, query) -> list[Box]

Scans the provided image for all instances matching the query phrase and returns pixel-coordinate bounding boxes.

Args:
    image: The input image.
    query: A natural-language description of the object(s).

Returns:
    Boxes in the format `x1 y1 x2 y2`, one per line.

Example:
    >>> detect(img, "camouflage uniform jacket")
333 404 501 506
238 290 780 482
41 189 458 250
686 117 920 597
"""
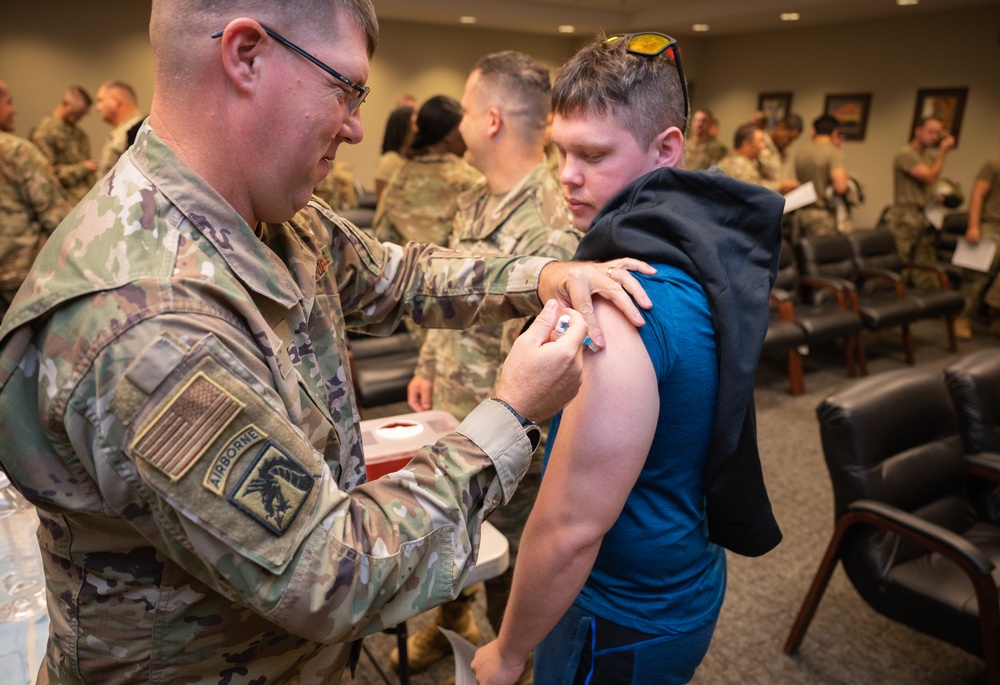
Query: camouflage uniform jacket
717 153 782 193
684 136 727 171
414 162 580 420
97 111 145 178
373 152 483 245
313 160 360 212
0 132 72 292
29 114 95 203
0 125 551 684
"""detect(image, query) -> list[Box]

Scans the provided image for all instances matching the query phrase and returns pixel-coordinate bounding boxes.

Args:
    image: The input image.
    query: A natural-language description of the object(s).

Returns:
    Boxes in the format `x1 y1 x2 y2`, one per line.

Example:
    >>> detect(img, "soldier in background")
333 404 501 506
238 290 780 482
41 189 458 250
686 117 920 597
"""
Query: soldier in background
95 80 145 177
373 94 482 246
401 51 581 678
888 115 955 289
717 123 799 194
0 79 72 316
29 84 97 203
684 108 726 170
313 159 360 211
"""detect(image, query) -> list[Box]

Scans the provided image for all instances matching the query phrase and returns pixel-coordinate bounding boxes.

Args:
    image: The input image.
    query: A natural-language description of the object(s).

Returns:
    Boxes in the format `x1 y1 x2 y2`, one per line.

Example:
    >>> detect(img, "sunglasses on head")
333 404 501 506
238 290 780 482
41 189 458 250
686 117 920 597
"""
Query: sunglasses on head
604 32 689 131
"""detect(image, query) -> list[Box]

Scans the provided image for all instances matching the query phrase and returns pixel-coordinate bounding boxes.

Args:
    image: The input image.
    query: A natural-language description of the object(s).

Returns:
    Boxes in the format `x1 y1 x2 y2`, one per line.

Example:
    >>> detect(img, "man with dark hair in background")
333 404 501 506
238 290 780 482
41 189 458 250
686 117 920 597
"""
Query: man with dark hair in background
29 84 97 203
793 114 851 238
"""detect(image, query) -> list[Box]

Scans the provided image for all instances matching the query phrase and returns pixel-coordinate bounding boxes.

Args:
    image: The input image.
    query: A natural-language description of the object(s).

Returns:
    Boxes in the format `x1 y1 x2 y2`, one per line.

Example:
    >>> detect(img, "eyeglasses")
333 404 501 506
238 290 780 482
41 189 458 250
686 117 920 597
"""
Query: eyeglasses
604 32 688 131
211 23 369 115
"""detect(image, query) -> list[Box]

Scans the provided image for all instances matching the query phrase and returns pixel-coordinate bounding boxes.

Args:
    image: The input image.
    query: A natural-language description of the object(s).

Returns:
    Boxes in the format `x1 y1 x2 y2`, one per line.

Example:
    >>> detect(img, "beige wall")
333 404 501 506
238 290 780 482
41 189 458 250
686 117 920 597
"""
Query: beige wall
694 4 1000 228
1 2 997 230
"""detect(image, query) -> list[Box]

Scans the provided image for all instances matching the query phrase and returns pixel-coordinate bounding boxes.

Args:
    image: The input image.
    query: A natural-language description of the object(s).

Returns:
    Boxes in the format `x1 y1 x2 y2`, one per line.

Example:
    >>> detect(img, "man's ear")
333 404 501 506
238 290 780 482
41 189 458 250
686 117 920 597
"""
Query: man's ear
217 19 268 93
486 105 502 138
652 126 685 169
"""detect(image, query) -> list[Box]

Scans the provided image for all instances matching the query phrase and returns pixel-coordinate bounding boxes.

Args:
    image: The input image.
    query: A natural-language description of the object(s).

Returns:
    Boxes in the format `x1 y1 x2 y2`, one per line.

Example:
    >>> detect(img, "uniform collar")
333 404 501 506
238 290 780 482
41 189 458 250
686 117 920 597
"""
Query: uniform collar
131 123 302 307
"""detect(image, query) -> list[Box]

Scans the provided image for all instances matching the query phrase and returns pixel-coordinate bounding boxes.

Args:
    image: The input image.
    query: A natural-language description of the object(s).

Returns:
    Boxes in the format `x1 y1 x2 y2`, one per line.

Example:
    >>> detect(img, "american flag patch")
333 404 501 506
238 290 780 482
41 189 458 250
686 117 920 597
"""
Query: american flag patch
130 371 246 480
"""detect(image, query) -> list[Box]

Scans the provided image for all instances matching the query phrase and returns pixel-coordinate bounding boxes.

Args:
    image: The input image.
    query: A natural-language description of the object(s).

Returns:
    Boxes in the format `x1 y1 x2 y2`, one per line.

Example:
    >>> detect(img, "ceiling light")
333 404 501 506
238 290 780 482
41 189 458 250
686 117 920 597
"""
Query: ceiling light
780 12 801 21
693 23 710 32
558 25 576 33
897 0 919 5
459 16 477 24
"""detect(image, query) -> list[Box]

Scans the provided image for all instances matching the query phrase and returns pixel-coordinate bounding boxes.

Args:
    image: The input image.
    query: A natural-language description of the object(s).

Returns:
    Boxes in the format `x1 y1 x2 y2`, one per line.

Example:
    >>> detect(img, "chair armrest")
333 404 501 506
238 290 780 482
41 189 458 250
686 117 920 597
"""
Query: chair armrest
847 499 995 576
856 267 906 298
770 288 796 322
906 261 953 289
799 276 854 309
967 453 1000 484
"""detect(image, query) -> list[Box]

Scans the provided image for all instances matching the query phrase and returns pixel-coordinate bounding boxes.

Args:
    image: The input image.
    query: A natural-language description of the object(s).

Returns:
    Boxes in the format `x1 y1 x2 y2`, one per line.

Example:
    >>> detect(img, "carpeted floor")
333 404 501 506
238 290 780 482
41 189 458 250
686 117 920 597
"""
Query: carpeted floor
346 318 998 684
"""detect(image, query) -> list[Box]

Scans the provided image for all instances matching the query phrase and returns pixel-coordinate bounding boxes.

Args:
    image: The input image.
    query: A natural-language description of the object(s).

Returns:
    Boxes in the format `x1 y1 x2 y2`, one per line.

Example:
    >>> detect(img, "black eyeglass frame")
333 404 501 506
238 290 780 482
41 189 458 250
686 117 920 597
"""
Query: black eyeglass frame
605 32 689 131
211 23 369 115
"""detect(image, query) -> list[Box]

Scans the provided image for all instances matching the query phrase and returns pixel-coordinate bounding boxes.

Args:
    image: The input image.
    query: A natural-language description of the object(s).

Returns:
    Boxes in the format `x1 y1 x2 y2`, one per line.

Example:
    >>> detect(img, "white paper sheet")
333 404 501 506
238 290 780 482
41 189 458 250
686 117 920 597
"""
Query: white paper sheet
441 627 479 685
782 181 817 214
952 238 997 273
925 203 946 230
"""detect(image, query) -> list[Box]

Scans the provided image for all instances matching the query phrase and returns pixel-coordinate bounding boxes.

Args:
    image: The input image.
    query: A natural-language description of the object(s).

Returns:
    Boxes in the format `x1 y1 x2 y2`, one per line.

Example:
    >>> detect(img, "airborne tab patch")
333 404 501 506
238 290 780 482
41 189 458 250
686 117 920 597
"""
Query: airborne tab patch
230 442 314 536
131 371 245 481
203 424 268 495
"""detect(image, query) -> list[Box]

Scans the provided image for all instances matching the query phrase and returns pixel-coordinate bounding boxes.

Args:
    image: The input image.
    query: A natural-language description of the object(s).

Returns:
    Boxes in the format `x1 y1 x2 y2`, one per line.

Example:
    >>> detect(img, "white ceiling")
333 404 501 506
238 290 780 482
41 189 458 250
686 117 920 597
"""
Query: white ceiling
372 0 996 37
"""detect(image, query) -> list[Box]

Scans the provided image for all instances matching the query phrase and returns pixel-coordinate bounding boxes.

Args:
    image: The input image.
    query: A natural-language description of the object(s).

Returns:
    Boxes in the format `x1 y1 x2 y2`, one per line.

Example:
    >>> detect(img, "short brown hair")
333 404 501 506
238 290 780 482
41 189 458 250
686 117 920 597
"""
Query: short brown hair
552 32 686 147
471 51 551 143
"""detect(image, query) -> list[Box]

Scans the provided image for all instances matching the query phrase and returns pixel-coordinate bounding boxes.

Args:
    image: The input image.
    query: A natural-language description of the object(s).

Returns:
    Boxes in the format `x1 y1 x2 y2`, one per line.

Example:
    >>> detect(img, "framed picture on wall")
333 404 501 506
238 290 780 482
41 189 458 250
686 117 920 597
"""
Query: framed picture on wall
757 92 792 129
823 93 872 142
911 87 968 146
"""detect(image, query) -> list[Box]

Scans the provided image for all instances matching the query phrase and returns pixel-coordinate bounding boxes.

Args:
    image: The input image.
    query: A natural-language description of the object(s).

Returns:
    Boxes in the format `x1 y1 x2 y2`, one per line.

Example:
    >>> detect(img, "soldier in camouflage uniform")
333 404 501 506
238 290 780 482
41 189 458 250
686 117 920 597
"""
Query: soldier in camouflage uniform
313 159 359 211
717 124 796 195
373 95 483 246
889 116 956 293
95 80 145 178
684 108 727 171
29 85 97 204
0 79 73 315
400 52 580 675
0 4 652 684
967 156 1000 330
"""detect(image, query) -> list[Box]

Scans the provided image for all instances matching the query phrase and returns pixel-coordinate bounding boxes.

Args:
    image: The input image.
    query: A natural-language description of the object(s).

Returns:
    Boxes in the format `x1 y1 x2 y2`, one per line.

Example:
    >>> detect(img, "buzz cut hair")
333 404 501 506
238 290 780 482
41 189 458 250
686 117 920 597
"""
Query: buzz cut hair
471 50 551 141
552 31 686 148
151 0 379 59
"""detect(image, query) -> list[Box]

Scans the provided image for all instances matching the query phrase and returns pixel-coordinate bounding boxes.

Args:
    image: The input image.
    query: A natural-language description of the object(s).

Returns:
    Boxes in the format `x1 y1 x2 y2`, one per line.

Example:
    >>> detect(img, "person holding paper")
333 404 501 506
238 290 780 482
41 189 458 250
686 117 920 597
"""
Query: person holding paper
968 156 1000 334
888 116 955 294
793 114 851 238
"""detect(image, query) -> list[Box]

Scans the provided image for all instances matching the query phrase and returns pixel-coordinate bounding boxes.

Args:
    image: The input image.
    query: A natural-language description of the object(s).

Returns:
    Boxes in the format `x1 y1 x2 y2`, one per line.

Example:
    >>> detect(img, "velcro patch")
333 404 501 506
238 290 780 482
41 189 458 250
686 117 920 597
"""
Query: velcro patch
230 442 314 536
202 424 268 495
130 371 245 480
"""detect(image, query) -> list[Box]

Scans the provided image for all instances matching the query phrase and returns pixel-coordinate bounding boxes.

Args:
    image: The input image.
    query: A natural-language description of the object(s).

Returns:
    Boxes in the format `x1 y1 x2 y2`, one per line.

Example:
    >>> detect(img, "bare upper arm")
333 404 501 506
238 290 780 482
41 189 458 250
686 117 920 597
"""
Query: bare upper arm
533 298 660 539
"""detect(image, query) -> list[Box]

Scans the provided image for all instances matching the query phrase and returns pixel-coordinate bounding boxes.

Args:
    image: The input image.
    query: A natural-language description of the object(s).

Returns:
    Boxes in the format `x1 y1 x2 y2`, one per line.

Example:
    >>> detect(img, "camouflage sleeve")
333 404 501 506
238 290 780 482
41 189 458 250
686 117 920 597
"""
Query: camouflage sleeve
19 143 72 234
414 328 442 380
308 203 551 336
78 310 533 643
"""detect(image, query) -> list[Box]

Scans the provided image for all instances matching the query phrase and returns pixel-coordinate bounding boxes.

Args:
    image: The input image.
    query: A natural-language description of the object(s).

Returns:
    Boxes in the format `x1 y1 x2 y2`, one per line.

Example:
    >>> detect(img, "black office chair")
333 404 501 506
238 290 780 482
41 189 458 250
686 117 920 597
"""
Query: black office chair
848 227 964 353
936 211 970 290
763 241 866 395
784 369 1000 684
348 330 419 409
795 232 923 364
944 348 1000 522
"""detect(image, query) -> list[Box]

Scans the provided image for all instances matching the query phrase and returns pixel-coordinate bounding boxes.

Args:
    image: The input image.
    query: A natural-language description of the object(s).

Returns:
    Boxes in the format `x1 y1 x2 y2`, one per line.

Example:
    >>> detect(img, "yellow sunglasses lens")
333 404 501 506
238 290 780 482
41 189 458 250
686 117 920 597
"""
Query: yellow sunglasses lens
628 34 671 55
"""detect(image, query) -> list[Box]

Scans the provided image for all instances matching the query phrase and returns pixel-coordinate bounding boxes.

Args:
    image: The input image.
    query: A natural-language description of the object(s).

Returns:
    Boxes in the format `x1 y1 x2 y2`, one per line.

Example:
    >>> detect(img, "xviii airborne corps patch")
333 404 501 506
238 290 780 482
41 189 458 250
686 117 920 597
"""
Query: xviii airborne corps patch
230 442 315 536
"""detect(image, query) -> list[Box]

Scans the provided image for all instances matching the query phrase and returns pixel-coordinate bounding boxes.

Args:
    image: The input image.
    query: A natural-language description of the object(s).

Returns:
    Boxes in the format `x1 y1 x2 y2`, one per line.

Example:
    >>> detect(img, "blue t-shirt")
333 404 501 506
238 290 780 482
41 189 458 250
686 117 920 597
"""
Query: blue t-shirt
543 264 726 635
